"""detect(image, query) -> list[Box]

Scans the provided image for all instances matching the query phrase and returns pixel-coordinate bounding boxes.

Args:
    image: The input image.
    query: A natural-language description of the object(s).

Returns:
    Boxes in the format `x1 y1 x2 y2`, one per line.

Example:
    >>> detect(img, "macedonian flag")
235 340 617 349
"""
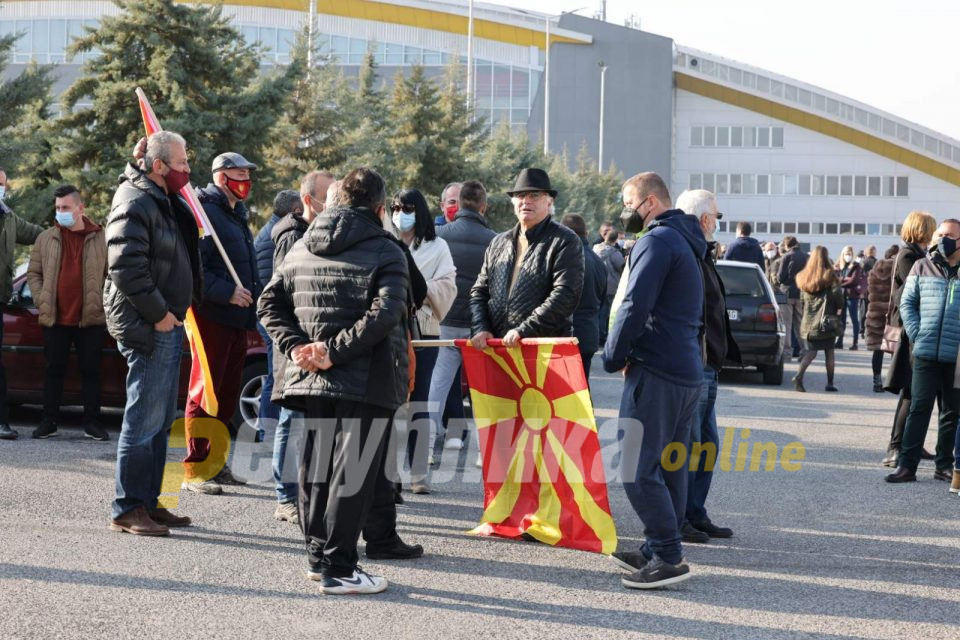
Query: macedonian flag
458 338 617 554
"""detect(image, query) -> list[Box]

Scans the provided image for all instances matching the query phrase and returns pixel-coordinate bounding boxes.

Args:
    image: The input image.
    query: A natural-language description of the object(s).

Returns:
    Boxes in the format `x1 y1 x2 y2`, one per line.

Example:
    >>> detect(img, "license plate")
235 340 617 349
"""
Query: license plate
727 309 740 322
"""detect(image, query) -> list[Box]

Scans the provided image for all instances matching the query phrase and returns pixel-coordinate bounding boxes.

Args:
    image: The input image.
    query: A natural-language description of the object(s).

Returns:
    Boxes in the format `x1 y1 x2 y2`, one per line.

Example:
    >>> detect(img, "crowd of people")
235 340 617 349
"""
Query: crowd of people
0 128 958 596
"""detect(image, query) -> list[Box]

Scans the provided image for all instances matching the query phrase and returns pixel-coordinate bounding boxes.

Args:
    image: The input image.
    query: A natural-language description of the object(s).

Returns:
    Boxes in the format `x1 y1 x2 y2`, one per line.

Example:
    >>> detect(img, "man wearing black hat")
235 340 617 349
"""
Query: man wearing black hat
182 152 263 495
470 168 584 349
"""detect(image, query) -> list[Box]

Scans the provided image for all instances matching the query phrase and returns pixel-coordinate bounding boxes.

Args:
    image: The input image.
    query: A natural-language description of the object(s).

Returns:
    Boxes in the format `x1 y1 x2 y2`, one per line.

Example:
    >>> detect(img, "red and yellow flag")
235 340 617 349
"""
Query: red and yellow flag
136 88 218 415
458 339 617 554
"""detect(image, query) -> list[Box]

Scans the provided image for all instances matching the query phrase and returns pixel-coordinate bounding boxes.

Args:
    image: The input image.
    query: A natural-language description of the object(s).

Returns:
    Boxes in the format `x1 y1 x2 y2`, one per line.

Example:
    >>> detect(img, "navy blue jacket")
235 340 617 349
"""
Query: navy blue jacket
572 238 608 355
724 235 764 270
254 213 282 285
437 208 497 328
195 184 262 330
603 210 707 387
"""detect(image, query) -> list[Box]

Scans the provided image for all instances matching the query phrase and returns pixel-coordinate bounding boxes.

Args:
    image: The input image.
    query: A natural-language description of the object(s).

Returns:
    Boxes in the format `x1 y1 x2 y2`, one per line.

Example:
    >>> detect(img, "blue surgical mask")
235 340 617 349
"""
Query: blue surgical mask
0 186 6 201
392 211 416 232
55 211 76 227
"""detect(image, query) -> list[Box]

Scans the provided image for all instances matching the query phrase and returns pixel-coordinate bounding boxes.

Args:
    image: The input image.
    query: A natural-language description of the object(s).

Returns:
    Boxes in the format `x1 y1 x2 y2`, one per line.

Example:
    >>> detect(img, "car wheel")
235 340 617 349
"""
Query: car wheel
760 359 784 386
233 359 267 435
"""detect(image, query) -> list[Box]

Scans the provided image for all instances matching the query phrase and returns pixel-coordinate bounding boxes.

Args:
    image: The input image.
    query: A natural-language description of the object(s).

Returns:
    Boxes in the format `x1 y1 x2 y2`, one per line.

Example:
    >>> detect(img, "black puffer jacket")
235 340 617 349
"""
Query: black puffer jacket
437 208 497 328
572 238 607 354
271 212 309 269
103 163 202 355
254 213 282 284
195 184 261 330
470 216 584 338
889 243 925 328
257 205 410 411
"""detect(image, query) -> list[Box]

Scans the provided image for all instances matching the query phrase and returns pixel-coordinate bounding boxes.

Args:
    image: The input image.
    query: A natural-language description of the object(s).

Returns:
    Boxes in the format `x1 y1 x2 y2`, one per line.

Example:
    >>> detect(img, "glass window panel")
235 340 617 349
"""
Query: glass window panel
757 127 770 147
259 27 278 50
910 129 923 146
511 69 529 98
49 19 66 53
884 176 895 196
854 176 866 196
940 141 953 159
868 223 881 235
474 63 492 98
492 108 510 123
854 223 866 235
702 173 715 192
839 223 852 234
812 175 824 195
717 64 729 81
770 222 783 234
798 222 810 234
404 45 421 65
841 103 853 121
730 173 742 194
772 127 783 148
385 42 403 64
277 29 295 58
743 174 756 195
15 20 32 52
771 80 783 97
826 176 839 195
784 174 798 195
771 174 783 195
896 224 904 236
757 174 769 194
756 75 769 92
826 98 839 115
756 222 768 233
924 135 938 153
869 113 881 130
331 35 349 56
785 84 797 101
370 41 385 64
840 175 853 196
896 124 909 141
742 71 755 88
854 108 868 125
716 126 729 146
690 174 702 190
882 224 895 235
782 222 795 233
729 67 741 83
716 174 728 194
511 109 527 123
799 175 811 195
882 119 896 136
744 126 756 147
814 93 826 110
422 49 441 65
691 126 703 146
717 221 727 233
824 223 837 234
730 126 742 147
704 126 715 146
868 176 881 196
798 88 812 106
896 176 909 197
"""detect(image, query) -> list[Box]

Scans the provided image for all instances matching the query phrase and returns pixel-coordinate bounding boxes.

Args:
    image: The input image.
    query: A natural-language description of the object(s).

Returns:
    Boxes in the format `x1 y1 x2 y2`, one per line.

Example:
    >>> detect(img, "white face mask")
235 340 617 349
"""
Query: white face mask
843 254 853 263
764 250 777 260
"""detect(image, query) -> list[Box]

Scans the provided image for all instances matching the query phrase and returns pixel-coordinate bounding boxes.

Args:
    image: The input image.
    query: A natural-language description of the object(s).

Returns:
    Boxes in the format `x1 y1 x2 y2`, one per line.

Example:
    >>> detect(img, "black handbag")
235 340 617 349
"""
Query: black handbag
809 291 841 340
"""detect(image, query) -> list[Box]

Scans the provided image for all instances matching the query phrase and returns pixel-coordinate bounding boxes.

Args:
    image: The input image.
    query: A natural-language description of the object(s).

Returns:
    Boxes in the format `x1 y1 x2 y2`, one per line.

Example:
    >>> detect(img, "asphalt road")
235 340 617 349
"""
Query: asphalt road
1 344 958 640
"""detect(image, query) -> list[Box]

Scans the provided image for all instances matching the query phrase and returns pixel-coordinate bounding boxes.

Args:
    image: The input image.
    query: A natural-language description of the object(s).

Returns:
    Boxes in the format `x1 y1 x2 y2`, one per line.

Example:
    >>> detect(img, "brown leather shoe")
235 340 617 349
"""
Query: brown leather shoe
110 506 170 536
951 470 960 494
149 508 192 527
884 467 917 483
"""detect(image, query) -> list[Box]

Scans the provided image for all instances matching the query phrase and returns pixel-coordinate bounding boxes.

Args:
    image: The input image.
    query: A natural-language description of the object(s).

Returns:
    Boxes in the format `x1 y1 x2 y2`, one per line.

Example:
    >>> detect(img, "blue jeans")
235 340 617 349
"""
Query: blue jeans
274 407 302 504
685 366 718 525
255 323 280 433
618 366 700 564
427 325 470 451
406 345 439 481
112 326 185 519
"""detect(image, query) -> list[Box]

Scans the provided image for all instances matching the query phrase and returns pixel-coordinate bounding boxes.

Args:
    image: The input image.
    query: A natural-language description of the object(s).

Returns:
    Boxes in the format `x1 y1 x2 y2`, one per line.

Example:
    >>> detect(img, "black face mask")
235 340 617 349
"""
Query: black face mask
938 236 957 259
620 196 649 234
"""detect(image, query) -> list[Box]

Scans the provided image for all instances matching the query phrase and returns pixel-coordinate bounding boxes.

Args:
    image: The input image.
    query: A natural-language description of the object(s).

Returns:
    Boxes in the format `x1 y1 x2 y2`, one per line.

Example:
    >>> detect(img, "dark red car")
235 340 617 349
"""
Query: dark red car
3 273 268 431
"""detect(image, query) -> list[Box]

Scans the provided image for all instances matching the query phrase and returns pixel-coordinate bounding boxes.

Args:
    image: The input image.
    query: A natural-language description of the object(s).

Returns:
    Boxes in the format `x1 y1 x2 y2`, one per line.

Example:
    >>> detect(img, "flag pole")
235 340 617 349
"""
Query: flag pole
411 337 580 348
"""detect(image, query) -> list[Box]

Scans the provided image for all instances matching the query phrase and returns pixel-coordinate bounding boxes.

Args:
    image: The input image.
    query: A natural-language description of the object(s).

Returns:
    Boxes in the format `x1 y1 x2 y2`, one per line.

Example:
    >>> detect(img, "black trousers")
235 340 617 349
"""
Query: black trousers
298 397 392 578
0 313 8 424
42 324 105 423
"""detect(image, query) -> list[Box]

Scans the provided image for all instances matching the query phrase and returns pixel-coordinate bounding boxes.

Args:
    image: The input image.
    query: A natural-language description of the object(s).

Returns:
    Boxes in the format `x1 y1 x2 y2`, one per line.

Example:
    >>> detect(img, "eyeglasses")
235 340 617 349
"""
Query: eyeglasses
513 191 547 202
390 203 416 213
715 211 724 220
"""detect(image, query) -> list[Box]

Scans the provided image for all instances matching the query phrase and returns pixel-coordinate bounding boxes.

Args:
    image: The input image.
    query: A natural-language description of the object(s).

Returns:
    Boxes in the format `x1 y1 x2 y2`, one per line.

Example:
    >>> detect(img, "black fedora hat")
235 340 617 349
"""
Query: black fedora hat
506 168 557 198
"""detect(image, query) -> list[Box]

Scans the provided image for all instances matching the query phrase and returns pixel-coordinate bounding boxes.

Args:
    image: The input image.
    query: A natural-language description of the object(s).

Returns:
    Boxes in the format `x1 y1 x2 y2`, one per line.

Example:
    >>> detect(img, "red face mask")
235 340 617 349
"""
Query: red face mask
163 165 191 195
225 177 252 200
444 203 458 221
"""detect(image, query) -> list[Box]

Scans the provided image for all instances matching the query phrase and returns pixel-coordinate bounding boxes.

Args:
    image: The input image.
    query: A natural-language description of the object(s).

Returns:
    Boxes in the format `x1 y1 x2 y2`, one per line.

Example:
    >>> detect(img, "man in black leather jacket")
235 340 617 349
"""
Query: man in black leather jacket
105 131 202 537
469 168 584 349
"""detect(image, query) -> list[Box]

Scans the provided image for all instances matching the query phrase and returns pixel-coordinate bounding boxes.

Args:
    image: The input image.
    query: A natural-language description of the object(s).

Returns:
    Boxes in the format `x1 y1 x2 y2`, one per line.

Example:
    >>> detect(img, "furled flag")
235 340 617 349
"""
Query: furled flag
135 88 219 415
458 338 617 554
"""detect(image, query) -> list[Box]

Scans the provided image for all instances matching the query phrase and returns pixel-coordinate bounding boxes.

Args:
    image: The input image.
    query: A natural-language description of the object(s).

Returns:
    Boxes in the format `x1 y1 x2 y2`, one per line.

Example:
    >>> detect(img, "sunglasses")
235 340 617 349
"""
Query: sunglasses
390 203 416 213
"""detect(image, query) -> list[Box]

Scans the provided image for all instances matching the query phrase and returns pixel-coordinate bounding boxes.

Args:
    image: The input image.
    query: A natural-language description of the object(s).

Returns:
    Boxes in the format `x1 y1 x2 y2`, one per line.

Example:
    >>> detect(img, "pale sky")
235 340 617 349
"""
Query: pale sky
515 0 960 141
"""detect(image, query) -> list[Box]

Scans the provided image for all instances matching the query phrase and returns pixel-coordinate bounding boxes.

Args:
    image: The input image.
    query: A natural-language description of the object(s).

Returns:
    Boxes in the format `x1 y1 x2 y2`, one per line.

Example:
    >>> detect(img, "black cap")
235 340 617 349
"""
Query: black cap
506 168 557 198
212 152 258 173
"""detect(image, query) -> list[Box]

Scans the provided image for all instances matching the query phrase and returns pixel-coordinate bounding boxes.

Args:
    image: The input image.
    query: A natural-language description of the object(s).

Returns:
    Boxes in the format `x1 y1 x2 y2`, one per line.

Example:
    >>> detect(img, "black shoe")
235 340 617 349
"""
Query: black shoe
691 520 733 538
680 521 709 543
835 340 843 349
934 468 952 482
792 375 805 393
884 467 917 483
825 384 838 392
920 448 935 461
872 375 883 393
849 344 858 351
32 421 58 439
621 557 691 590
83 422 109 442
791 351 801 360
610 550 650 573
0 423 18 440
881 448 899 467
365 539 424 560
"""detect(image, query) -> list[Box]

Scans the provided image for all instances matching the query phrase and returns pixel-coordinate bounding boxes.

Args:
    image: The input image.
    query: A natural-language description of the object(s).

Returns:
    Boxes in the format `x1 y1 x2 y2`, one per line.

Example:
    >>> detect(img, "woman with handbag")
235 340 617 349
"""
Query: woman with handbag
834 245 866 350
793 246 845 392
863 245 899 392
881 211 937 466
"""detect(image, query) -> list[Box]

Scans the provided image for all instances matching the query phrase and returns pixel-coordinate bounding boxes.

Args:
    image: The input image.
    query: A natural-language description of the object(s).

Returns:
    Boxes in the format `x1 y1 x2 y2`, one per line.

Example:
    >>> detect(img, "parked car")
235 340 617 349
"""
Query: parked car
715 260 785 385
3 274 267 431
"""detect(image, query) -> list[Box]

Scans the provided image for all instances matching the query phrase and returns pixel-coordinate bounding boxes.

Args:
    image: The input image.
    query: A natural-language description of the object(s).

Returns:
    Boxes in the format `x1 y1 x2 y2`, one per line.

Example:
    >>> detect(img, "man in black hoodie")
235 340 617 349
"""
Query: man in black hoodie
723 221 764 270
258 167 411 595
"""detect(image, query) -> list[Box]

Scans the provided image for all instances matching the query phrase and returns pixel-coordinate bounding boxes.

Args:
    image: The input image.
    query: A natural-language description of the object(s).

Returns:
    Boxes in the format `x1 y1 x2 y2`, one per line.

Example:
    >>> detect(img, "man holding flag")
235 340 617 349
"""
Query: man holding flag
181 152 263 495
106 131 202 536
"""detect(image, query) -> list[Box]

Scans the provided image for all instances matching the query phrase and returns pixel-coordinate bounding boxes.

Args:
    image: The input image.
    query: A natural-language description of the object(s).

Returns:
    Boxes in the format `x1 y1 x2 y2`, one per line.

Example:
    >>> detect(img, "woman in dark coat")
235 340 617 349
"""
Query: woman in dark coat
793 246 845 393
864 246 897 391
882 211 937 466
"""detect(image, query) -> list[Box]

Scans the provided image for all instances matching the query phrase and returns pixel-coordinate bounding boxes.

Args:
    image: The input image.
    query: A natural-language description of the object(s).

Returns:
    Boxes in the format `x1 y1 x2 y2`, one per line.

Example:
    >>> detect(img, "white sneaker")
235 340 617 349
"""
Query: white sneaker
308 568 388 595
411 480 431 494
475 453 483 468
181 479 223 495
273 501 299 524
444 437 463 450
428 453 436 466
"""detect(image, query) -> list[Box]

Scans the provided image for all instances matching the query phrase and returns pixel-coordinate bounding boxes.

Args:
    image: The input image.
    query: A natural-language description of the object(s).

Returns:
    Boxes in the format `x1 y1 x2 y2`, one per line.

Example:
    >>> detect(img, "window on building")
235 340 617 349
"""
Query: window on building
826 176 839 195
784 222 797 233
884 176 895 197
384 42 403 64
839 223 852 234
730 173 742 194
756 222 769 233
798 222 810 234
799 175 811 195
772 127 784 148
896 176 909 197
757 174 769 194
691 126 703 146
743 174 756 195
704 126 716 146
744 126 756 148
868 176 881 196
702 173 715 191
758 127 770 147
812 175 824 195
718 221 728 233
825 223 838 234
716 174 728 194
896 224 904 235
784 174 798 195
854 176 867 196
770 222 783 234
689 174 701 190
840 175 853 196
809 222 823 234
868 223 881 235
404 45 422 65
853 223 866 235
771 174 783 195
882 224 895 235
717 126 729 147
731 126 743 147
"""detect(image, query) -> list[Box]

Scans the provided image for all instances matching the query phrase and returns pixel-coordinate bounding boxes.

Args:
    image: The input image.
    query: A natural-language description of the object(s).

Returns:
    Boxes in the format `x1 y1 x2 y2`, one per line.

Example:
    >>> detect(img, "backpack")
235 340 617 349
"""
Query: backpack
852 267 868 298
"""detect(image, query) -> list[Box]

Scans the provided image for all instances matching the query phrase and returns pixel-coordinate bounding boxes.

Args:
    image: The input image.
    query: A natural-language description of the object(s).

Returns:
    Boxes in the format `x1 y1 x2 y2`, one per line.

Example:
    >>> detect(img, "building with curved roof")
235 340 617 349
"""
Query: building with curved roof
2 0 957 252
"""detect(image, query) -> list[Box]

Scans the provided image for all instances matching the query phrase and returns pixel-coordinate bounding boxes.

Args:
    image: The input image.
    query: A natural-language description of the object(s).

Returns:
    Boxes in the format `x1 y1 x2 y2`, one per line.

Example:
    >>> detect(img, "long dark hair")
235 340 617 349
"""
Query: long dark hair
394 188 436 249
